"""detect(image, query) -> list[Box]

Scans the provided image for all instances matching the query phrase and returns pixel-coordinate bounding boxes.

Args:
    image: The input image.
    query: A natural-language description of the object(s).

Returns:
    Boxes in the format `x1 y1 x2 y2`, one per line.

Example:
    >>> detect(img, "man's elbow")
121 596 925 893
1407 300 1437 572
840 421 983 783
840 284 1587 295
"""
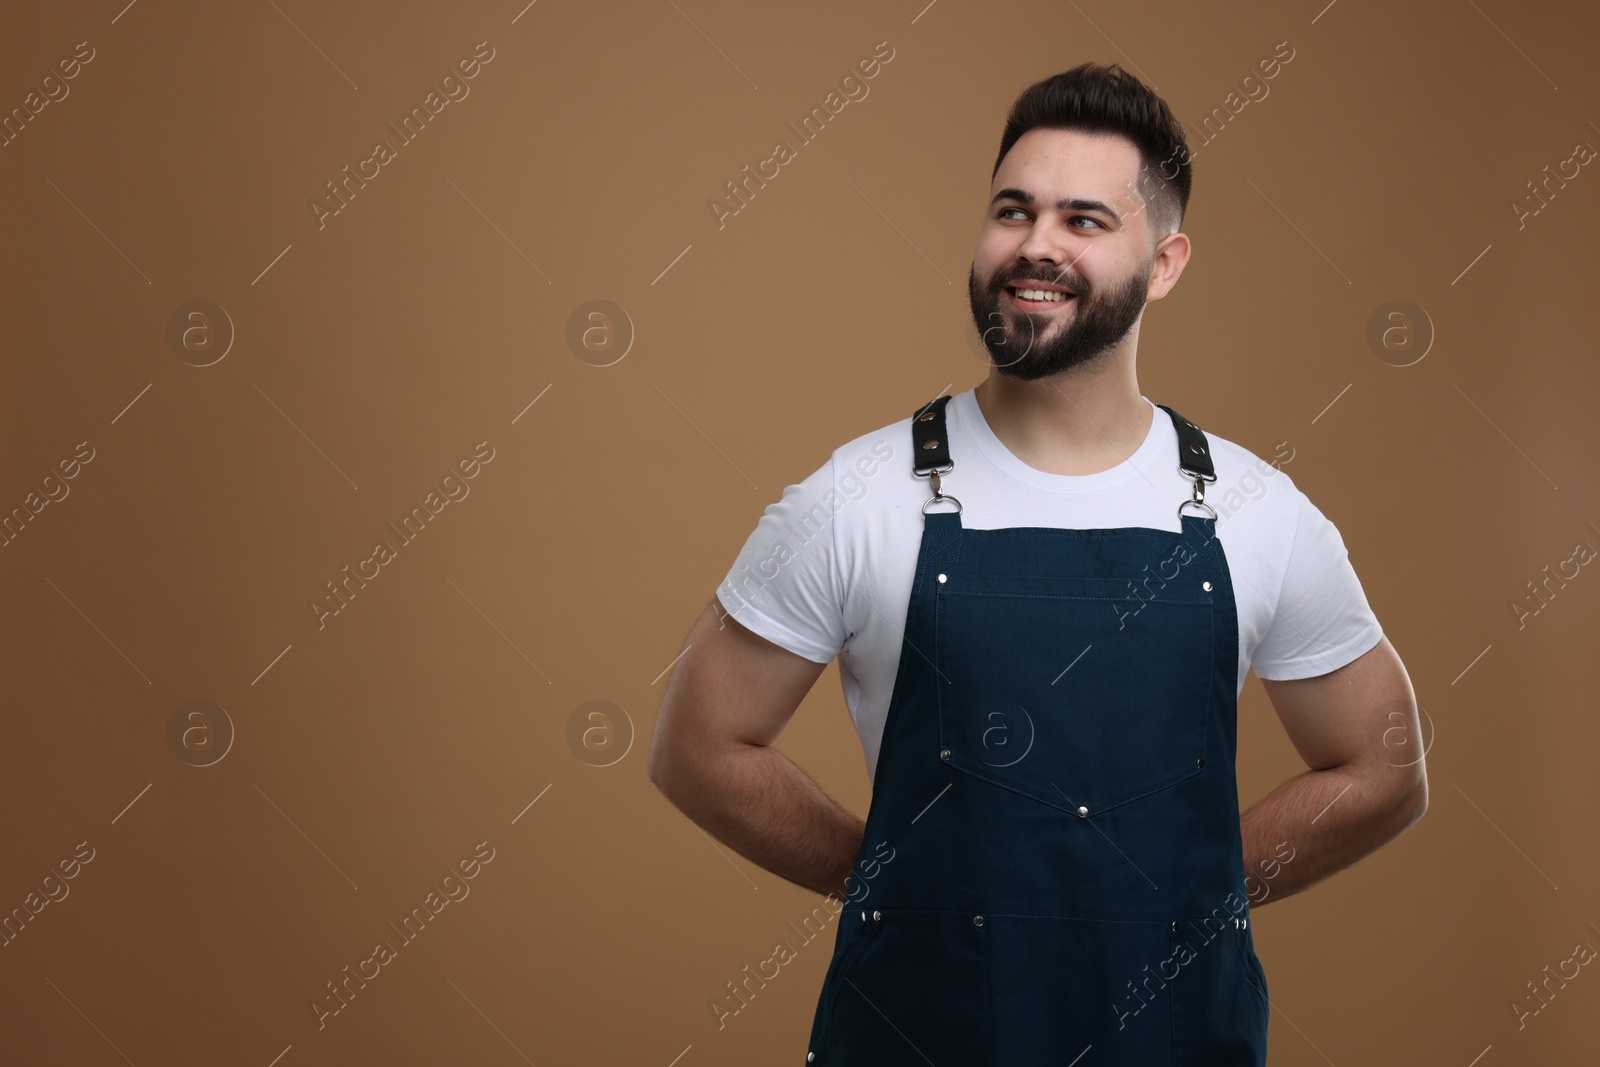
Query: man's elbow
1384 761 1429 832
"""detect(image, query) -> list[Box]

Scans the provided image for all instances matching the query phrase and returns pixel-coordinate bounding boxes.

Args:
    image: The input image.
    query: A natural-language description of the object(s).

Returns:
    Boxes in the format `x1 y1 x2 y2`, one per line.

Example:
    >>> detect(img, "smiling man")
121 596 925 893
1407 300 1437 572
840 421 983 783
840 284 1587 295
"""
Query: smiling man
649 63 1428 1065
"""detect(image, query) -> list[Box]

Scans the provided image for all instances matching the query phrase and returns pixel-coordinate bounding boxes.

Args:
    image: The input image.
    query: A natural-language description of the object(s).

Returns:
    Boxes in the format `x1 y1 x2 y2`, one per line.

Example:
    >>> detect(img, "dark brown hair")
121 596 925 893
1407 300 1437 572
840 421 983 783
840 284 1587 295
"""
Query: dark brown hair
992 63 1192 240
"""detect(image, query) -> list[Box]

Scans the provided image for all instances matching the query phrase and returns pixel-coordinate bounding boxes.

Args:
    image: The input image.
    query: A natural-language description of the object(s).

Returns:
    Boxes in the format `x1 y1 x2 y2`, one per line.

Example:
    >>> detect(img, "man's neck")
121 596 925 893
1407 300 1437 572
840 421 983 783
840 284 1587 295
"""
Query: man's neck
972 367 1151 477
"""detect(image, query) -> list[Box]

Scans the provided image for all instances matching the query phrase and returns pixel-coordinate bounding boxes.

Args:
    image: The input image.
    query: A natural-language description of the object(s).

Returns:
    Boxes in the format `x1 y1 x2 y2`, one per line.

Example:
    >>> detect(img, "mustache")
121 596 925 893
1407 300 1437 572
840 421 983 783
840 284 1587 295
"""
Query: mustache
992 269 1087 295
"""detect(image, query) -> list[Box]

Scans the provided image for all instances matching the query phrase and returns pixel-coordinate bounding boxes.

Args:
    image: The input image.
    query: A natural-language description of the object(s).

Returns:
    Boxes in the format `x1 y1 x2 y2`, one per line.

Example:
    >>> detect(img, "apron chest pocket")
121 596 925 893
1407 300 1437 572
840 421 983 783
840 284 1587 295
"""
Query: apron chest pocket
935 571 1215 814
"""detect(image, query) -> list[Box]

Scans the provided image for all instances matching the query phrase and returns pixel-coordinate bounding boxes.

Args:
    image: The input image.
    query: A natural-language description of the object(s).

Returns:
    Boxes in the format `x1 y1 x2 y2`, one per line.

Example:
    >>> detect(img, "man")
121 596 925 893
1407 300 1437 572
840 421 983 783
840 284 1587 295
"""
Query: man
648 63 1427 1064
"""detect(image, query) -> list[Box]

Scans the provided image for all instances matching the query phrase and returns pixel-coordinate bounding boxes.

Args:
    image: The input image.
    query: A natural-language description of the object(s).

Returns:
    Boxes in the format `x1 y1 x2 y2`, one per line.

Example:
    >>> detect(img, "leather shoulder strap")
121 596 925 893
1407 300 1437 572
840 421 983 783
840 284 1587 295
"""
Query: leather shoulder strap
911 395 953 474
1155 402 1215 480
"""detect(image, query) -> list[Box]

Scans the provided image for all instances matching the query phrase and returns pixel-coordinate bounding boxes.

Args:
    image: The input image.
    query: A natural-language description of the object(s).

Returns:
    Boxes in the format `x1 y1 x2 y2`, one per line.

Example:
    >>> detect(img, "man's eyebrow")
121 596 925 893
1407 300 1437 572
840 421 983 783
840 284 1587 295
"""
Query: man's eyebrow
989 187 1122 223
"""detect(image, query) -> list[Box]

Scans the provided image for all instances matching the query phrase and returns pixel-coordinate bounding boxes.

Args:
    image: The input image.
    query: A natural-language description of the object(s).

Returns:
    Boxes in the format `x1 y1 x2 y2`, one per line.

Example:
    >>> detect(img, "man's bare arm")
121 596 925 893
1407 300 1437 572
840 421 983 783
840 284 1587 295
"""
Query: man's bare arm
647 597 865 899
1240 634 1429 906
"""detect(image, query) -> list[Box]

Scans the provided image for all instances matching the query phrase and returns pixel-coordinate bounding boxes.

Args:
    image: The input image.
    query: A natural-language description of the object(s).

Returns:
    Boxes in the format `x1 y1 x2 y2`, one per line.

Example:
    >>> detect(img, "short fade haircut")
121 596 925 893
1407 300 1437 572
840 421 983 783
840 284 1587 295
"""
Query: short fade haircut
991 63 1192 242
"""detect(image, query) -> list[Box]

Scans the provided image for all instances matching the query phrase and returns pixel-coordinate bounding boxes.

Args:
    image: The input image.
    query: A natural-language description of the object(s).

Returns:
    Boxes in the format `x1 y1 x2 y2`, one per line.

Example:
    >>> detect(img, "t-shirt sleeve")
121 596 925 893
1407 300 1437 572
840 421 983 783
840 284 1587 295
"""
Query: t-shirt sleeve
714 452 846 664
1251 485 1384 680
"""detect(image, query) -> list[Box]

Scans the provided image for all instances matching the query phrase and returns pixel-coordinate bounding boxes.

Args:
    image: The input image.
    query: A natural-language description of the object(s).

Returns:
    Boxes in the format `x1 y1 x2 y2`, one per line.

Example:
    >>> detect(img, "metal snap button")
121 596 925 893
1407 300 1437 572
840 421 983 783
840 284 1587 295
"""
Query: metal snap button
860 911 867 921
1242 918 1248 929
1197 758 1204 768
937 573 947 583
1202 580 1213 591
1171 921 1179 932
921 438 942 450
973 915 985 927
940 749 951 760
808 1053 815 1063
1076 806 1089 817
872 910 882 921
918 410 936 421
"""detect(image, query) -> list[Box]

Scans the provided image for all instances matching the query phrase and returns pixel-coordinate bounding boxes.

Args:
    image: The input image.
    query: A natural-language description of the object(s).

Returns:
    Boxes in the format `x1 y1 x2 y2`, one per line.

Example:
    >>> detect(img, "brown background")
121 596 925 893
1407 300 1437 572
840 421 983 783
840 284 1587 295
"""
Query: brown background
2 0 1597 1063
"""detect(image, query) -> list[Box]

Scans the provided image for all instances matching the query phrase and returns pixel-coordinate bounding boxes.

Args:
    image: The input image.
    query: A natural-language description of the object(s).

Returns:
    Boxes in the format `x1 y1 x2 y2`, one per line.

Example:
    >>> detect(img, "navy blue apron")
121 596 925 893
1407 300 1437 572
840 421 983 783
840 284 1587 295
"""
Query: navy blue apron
803 394 1270 1065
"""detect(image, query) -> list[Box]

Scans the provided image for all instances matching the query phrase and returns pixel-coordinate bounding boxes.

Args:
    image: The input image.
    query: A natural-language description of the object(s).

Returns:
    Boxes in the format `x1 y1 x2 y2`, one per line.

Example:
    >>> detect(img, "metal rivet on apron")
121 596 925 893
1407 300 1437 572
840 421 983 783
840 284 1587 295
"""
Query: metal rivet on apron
1197 758 1204 768
860 911 867 922
1076 806 1088 817
1242 917 1248 929
1171 921 1180 932
922 438 942 450
808 1053 815 1063
937 573 947 583
973 915 985 927
940 749 951 760
1202 580 1213 591
918 410 936 421
1189 442 1205 454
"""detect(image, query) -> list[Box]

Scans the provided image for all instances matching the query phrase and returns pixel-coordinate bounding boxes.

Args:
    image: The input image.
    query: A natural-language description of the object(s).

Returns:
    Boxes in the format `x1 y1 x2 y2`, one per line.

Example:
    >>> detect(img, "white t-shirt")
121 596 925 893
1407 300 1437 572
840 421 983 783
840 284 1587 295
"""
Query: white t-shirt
715 389 1384 785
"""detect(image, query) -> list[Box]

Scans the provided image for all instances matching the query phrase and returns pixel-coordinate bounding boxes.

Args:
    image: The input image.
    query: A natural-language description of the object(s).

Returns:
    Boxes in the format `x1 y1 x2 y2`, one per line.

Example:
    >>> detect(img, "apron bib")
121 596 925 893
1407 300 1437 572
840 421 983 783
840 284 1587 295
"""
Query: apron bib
803 394 1270 1065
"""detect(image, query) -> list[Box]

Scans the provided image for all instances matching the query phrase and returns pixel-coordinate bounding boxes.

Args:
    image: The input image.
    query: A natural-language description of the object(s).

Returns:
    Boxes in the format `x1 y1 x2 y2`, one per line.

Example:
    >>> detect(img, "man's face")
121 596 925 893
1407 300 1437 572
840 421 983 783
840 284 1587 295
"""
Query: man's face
968 128 1160 380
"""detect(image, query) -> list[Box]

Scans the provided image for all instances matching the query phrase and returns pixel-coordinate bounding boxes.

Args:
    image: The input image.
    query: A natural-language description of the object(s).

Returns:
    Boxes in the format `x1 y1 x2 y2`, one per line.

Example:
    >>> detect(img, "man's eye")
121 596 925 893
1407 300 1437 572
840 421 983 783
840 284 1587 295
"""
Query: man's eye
1071 217 1103 229
998 207 1028 220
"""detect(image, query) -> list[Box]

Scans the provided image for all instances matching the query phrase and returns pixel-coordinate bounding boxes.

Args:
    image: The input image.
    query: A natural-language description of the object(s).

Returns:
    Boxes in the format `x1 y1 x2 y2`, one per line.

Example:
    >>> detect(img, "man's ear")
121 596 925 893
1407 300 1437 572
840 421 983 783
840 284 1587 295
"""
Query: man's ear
1146 231 1192 302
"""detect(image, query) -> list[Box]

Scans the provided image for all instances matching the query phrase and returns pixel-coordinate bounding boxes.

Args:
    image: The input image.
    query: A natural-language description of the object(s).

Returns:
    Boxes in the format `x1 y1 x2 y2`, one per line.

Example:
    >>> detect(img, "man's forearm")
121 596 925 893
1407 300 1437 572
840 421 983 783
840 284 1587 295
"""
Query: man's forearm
654 742 866 899
1239 763 1426 907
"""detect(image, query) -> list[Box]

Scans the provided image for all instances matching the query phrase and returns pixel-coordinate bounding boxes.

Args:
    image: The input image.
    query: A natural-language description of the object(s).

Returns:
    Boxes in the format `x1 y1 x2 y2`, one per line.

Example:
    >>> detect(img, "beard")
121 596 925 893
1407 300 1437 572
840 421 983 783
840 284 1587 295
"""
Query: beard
967 254 1152 381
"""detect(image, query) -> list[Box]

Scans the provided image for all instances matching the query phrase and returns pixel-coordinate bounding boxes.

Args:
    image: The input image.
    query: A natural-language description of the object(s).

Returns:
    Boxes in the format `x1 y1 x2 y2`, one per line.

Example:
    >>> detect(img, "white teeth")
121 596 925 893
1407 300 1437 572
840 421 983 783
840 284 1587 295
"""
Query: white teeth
1013 288 1070 302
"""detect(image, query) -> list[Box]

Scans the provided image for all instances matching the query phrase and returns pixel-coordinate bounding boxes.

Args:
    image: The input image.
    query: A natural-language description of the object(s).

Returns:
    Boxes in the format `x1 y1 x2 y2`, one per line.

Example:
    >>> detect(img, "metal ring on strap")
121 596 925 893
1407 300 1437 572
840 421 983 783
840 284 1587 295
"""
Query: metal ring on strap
923 492 964 515
1178 498 1217 521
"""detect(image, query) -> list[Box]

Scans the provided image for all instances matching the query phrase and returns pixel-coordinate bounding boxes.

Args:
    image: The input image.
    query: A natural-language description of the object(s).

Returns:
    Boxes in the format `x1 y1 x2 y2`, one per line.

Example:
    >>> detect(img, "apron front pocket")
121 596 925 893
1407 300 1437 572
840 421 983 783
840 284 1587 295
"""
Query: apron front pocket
935 571 1214 814
813 909 989 1066
988 913 1176 1065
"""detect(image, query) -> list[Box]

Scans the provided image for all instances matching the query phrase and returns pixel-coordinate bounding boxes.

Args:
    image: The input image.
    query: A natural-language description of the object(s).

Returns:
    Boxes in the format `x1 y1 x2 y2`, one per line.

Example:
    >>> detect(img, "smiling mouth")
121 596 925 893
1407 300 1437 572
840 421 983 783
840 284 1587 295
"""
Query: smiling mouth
1006 285 1076 311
